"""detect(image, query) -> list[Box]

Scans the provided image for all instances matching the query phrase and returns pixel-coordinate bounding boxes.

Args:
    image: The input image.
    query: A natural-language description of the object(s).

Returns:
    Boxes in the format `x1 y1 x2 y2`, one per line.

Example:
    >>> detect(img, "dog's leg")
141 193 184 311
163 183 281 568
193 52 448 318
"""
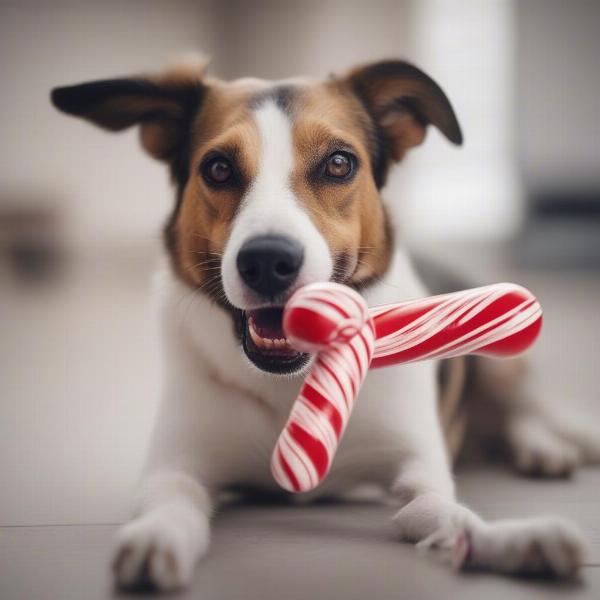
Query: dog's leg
507 405 600 477
545 408 600 464
507 412 582 477
391 444 587 577
393 490 586 577
112 358 227 591
112 469 211 591
388 361 586 578
470 356 600 477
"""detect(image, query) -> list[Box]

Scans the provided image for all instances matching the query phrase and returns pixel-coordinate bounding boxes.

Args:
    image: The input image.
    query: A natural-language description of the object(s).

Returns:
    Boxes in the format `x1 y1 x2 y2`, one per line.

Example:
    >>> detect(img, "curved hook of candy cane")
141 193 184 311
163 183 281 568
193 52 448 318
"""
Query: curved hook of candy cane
272 283 375 493
282 282 371 353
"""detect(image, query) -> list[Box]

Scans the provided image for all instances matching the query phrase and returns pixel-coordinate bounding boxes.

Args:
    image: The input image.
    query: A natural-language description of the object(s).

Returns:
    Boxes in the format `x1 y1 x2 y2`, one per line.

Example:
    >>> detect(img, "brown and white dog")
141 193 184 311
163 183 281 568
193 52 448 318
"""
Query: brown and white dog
52 55 598 591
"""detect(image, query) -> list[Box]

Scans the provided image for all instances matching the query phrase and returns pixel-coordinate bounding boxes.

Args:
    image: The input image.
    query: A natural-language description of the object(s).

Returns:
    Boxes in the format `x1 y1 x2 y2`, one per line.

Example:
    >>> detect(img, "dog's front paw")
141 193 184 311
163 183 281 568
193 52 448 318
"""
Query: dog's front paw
112 504 209 592
469 516 587 577
420 515 587 578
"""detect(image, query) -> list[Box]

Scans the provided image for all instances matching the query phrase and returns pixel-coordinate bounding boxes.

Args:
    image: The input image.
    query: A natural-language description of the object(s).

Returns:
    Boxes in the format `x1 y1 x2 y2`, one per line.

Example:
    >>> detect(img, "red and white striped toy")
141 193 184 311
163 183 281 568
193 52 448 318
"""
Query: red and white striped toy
271 282 543 493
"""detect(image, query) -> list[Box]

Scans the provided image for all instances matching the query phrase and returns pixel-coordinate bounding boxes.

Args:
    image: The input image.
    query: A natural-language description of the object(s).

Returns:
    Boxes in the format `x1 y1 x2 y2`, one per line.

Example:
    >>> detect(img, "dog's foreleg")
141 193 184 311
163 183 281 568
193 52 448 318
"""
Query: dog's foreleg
112 469 212 591
391 448 587 578
112 359 221 592
394 489 587 577
387 364 586 579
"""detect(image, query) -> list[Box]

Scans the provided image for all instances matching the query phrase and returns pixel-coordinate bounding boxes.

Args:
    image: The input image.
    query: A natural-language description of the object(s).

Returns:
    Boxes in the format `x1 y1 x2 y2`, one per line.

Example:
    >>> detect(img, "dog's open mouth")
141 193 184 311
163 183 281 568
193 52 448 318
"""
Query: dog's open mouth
241 307 309 374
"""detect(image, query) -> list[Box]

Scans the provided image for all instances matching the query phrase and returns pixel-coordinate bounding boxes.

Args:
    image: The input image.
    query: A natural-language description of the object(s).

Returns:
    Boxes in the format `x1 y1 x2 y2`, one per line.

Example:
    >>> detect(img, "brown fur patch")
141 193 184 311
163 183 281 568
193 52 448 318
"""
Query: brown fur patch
168 82 262 298
288 82 393 288
342 60 462 187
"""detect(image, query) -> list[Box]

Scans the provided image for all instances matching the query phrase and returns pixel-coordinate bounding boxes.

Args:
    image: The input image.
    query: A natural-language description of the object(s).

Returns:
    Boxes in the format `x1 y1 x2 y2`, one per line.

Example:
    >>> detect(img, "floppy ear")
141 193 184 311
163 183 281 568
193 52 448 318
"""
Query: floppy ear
344 60 462 185
50 59 207 163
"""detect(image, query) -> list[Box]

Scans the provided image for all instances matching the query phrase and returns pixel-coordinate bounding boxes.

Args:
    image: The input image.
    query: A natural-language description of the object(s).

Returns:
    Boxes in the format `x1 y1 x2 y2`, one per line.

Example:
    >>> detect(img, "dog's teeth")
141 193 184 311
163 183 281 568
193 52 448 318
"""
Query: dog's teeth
249 323 261 346
248 317 292 351
249 321 267 348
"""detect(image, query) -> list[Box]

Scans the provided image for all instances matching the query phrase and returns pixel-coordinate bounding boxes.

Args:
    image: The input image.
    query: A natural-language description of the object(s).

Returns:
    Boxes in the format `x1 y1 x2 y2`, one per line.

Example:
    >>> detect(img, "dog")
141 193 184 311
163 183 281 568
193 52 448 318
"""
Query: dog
51 54 599 591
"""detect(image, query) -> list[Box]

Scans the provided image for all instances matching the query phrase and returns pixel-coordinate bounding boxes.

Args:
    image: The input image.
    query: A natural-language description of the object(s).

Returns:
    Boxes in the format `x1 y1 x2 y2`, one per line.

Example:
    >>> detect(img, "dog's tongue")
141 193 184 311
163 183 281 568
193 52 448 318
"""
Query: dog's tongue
247 307 285 340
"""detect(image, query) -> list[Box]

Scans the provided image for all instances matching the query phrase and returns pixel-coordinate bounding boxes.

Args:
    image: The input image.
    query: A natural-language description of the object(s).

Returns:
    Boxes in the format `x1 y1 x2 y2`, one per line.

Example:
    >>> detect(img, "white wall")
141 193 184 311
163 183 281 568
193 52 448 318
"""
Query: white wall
397 0 522 244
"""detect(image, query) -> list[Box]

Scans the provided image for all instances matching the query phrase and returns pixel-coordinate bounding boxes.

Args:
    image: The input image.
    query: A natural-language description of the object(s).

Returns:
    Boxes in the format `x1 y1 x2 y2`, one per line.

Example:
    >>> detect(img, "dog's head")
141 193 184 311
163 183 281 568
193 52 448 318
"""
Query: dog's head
51 55 461 375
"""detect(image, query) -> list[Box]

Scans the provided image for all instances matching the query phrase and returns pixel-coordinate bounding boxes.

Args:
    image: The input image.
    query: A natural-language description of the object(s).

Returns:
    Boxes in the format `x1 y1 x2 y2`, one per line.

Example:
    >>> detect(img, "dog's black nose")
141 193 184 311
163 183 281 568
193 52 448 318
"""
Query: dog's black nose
237 235 304 298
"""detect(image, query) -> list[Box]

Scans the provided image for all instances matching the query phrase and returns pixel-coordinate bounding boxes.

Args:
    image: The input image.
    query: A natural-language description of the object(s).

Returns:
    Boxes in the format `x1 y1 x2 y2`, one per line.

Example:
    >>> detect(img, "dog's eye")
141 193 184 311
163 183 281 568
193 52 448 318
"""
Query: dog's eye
325 152 353 179
203 157 232 185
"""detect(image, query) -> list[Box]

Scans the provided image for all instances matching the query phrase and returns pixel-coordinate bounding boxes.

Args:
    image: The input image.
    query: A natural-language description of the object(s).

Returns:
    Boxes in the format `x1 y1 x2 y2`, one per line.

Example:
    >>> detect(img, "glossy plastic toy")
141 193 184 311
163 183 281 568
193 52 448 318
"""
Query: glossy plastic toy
271 282 542 493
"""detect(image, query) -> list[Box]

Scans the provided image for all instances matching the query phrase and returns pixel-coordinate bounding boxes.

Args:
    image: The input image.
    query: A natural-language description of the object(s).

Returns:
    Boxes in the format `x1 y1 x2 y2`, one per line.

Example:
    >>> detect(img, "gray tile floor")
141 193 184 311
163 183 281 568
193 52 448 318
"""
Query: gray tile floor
1 244 599 599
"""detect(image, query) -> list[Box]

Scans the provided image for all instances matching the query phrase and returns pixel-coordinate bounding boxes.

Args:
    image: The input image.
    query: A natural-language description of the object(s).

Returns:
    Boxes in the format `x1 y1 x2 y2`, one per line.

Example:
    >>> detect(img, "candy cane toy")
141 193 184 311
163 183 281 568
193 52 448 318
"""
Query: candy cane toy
271 282 542 493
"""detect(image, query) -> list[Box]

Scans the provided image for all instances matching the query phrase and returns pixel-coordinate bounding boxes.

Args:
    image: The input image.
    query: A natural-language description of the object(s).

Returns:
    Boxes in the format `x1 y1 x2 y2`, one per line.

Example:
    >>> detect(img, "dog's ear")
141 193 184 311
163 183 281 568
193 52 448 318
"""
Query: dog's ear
50 56 208 162
343 60 462 184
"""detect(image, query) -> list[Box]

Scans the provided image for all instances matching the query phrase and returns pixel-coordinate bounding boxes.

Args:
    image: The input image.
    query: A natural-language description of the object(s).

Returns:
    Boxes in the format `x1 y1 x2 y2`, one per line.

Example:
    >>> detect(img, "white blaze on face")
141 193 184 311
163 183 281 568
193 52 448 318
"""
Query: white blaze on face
221 100 333 309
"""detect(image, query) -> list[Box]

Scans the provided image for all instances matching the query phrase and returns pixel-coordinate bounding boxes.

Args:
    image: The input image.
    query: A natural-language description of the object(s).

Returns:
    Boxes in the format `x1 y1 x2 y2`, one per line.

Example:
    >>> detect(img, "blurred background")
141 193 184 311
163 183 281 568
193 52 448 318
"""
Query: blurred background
1 0 599 528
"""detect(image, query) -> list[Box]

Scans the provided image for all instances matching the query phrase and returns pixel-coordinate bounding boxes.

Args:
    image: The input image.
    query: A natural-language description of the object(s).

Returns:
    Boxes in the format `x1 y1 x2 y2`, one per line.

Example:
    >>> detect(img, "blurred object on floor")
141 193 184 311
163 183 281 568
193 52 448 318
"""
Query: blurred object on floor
0 192 66 284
